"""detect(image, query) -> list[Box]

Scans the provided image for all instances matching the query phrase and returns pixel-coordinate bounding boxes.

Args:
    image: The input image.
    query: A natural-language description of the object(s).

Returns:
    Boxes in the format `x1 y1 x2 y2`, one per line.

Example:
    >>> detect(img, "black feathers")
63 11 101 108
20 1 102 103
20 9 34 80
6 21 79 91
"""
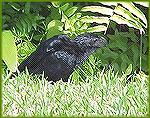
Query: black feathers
18 33 108 82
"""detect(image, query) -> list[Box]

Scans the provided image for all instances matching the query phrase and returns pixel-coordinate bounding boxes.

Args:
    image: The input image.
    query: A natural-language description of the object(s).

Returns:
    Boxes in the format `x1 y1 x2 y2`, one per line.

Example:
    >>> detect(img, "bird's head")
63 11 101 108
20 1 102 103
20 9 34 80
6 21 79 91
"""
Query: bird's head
74 33 108 53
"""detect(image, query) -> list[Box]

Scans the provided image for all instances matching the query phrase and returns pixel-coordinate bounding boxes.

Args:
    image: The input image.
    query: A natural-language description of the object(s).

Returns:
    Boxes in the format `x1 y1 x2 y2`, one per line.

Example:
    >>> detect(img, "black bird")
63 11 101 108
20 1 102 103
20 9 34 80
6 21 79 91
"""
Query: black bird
18 33 108 82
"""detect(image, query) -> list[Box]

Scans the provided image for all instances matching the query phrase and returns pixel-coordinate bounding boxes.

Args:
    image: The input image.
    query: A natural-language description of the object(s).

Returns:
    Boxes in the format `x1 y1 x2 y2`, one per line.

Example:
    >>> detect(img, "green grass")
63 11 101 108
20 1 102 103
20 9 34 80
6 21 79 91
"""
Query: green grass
2 68 148 117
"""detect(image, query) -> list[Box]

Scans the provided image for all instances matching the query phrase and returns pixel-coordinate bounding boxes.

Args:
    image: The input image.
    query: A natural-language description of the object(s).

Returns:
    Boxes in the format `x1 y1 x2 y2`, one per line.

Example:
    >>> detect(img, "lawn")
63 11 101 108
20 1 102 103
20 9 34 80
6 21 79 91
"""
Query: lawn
2 68 148 117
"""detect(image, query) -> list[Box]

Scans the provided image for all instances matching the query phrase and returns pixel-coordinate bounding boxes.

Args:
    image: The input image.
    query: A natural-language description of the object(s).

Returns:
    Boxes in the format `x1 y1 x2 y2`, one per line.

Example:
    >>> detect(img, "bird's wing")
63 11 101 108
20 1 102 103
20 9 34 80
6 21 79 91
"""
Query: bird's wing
18 35 71 72
18 46 47 72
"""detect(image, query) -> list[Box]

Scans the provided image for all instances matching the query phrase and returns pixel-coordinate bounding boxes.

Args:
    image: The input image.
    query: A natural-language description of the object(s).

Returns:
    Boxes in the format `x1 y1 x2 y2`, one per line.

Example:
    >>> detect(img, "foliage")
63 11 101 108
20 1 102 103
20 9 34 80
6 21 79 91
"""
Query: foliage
2 2 148 75
2 2 148 117
80 2 148 73
95 28 148 73
2 31 18 72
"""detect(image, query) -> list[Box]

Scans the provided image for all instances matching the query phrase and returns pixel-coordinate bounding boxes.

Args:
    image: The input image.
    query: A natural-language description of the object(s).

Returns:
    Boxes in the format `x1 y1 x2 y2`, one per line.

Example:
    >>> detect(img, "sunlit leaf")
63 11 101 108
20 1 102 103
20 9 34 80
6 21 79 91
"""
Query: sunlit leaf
125 64 132 75
134 2 149 7
100 2 118 6
81 6 114 16
2 30 18 72
51 2 61 8
87 25 107 32
47 20 63 38
59 3 70 11
65 7 78 17
114 5 146 28
120 2 147 28
80 16 110 24
61 12 68 22
69 13 82 25
110 14 144 32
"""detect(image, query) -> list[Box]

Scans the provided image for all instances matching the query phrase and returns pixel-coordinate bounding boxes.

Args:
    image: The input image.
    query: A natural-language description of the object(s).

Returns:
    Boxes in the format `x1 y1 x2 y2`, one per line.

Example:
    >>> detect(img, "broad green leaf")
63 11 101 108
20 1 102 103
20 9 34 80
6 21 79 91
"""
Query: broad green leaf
134 2 149 7
51 2 61 8
120 2 147 28
69 13 82 25
33 35 43 41
17 41 36 63
65 7 78 17
121 61 127 71
142 36 148 54
15 19 24 33
61 12 68 22
59 3 70 11
113 62 120 71
25 2 30 14
81 6 114 16
121 54 132 64
100 2 118 6
2 30 18 72
74 21 83 30
47 20 63 29
101 47 119 60
51 6 61 20
114 5 146 28
110 14 144 32
141 54 148 71
125 64 132 75
131 44 139 64
65 19 71 30
108 33 128 52
47 20 63 39
80 16 110 24
20 16 31 33
87 25 107 32
80 23 89 30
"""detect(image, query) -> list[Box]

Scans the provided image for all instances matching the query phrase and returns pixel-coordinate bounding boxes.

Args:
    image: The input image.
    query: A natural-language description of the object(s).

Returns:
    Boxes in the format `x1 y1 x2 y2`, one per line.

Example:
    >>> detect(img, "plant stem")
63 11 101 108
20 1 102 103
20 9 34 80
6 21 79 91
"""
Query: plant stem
139 30 143 72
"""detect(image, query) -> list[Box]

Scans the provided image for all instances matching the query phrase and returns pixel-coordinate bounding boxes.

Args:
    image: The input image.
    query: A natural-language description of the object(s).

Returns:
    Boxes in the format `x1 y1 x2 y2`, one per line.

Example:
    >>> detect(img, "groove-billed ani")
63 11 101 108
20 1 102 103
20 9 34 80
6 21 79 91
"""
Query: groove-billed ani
18 33 108 82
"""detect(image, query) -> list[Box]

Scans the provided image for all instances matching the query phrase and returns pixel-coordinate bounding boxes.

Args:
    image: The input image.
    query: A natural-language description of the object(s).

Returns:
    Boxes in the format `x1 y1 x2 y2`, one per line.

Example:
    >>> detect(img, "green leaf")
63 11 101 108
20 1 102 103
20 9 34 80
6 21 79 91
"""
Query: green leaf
143 36 148 54
51 6 61 20
131 44 139 64
113 62 120 71
81 6 114 16
121 61 127 71
121 54 132 64
100 2 118 6
25 2 30 14
59 3 70 11
2 31 18 72
87 25 107 33
80 16 110 24
110 14 144 32
120 2 147 28
69 13 82 25
141 54 148 71
51 2 61 8
114 5 146 28
65 7 78 17
125 64 132 75
8 2 21 11
33 35 43 41
65 19 71 30
101 47 119 60
61 12 68 22
47 20 63 39
134 2 149 7
74 21 83 30
80 23 89 30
